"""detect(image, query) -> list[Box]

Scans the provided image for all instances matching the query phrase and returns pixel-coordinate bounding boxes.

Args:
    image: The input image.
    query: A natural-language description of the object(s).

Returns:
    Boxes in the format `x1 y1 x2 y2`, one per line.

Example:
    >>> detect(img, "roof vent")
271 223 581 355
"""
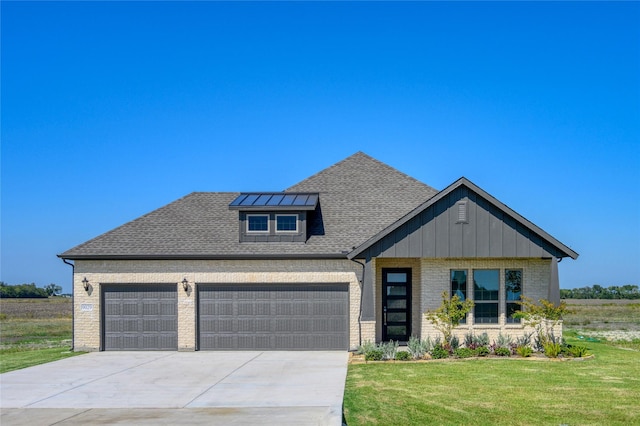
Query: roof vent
456 201 468 224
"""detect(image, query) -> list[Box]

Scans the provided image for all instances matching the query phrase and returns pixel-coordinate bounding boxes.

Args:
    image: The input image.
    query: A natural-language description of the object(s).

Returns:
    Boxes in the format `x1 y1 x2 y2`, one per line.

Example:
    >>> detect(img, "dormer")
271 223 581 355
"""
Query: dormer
229 193 319 243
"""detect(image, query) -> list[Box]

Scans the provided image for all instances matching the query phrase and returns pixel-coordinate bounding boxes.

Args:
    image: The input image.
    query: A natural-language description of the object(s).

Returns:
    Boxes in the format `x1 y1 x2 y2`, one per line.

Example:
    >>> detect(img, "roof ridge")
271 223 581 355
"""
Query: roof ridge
286 151 436 192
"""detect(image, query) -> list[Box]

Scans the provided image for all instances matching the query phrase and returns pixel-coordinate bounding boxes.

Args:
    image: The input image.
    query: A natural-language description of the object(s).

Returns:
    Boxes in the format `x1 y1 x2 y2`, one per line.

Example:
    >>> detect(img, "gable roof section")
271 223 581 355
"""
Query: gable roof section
348 177 578 260
59 152 438 259
286 152 438 252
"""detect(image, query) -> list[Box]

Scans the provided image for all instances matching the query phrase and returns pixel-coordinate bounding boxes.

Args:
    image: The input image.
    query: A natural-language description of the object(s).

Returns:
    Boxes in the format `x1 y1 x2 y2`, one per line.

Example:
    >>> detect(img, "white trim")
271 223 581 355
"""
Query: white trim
275 214 298 233
246 214 270 233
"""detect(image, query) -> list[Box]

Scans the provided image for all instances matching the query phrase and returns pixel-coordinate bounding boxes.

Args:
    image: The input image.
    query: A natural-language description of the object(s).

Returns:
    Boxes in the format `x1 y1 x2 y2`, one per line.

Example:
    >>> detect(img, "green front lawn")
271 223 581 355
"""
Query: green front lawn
343 336 640 425
0 346 84 374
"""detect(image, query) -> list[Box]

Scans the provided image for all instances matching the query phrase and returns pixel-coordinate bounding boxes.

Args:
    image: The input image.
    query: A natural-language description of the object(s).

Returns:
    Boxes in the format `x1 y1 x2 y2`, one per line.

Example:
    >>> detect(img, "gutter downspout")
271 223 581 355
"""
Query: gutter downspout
350 258 366 348
62 258 75 351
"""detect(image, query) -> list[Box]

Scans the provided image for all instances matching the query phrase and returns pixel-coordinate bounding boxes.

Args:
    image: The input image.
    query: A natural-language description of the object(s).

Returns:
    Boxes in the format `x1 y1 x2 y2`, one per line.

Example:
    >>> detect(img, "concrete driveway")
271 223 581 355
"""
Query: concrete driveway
0 351 348 425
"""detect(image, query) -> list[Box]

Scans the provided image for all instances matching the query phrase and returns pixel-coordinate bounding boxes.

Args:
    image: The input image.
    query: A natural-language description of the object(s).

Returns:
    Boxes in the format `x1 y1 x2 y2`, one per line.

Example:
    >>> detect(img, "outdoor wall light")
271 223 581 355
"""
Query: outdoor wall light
182 278 189 292
82 277 89 291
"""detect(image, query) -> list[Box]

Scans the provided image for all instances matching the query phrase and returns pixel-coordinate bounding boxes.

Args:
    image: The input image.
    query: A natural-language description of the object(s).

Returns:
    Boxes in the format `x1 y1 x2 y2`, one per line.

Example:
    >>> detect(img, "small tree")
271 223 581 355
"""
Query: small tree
514 297 572 346
45 283 62 296
425 291 474 345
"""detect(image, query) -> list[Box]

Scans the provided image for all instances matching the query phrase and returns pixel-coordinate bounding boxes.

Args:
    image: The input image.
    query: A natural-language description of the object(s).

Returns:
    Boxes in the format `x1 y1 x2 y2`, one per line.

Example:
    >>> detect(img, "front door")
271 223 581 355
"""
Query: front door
382 268 411 342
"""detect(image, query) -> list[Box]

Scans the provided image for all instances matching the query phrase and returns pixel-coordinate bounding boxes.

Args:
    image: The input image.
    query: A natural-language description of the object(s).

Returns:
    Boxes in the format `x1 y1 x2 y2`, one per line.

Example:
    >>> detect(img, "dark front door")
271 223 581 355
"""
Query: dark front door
382 268 411 342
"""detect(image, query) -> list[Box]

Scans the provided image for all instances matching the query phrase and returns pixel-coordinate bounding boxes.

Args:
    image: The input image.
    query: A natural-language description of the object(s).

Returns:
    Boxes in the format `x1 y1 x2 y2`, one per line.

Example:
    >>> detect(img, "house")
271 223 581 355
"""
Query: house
58 152 578 351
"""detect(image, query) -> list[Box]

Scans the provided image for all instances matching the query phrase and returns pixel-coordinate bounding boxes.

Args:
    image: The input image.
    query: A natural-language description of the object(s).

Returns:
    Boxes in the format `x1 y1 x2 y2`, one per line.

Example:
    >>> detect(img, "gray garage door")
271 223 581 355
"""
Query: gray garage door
198 284 349 350
102 285 178 351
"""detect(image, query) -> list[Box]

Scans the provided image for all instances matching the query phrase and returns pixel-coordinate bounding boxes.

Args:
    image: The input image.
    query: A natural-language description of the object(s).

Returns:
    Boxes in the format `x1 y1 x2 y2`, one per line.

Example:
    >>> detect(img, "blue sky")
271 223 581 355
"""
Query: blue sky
2 2 639 294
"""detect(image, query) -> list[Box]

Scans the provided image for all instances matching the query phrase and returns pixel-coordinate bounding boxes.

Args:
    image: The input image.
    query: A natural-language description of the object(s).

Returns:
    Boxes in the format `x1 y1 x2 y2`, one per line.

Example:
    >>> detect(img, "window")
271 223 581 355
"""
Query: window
276 214 298 232
505 270 522 323
247 214 269 232
473 269 499 324
451 270 468 324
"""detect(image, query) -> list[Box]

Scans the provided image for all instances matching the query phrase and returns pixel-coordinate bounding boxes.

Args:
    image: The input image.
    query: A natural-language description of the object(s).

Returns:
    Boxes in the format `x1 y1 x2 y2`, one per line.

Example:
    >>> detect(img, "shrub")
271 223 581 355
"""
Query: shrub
476 332 490 347
395 351 411 361
543 342 562 358
381 340 399 360
431 344 449 359
407 336 432 359
454 347 475 358
569 345 590 358
365 349 384 361
356 340 376 355
464 332 476 348
515 297 572 348
475 346 490 357
425 291 474 346
516 345 533 357
494 347 511 357
515 332 533 348
450 335 460 350
496 333 512 348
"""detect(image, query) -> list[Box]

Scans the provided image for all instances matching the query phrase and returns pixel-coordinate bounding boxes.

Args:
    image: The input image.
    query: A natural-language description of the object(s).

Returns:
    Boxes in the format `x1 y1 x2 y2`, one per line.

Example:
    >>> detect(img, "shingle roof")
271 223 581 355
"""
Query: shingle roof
59 152 438 259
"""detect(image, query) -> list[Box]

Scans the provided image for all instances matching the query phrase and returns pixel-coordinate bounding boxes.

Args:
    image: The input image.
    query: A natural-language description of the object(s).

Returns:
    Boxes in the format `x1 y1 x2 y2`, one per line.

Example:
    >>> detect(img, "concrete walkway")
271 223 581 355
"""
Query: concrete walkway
0 351 348 425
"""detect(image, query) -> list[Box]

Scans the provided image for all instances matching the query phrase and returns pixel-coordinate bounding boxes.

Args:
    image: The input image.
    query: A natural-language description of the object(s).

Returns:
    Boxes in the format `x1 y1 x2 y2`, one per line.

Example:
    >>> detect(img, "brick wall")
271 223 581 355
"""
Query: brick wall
73 259 362 351
419 258 557 343
72 257 558 351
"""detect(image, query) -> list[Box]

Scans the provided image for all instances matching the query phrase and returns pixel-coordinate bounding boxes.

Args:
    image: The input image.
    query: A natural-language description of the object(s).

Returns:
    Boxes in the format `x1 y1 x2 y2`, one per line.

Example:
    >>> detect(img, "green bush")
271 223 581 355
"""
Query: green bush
365 349 384 361
407 336 432 359
496 333 513 348
381 340 399 360
450 335 460 350
516 345 533 357
356 340 376 355
395 351 411 361
494 347 511 357
543 342 562 358
476 333 490 346
515 332 533 348
431 344 449 359
475 346 490 357
454 347 475 358
569 345 590 358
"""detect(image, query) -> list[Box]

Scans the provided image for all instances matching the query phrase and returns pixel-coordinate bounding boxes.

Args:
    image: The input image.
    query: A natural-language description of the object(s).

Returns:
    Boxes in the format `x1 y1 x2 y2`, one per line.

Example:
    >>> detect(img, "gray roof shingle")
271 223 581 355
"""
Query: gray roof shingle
59 152 438 259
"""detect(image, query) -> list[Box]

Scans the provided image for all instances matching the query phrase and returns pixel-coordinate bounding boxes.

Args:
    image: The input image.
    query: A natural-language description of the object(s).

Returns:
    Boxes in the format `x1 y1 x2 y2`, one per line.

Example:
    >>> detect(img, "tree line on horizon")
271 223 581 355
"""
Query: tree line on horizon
1 281 638 300
561 284 639 300
0 282 62 298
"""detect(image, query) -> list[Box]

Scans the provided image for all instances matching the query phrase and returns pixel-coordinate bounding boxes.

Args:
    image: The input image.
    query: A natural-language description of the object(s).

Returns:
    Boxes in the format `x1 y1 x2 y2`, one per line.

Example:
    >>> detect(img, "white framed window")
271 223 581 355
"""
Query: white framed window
247 214 269 233
276 214 298 232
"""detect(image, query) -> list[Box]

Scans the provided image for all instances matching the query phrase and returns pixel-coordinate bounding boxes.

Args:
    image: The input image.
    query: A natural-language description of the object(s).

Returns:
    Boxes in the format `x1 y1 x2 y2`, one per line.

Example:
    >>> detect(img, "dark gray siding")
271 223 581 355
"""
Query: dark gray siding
362 186 566 259
238 211 307 243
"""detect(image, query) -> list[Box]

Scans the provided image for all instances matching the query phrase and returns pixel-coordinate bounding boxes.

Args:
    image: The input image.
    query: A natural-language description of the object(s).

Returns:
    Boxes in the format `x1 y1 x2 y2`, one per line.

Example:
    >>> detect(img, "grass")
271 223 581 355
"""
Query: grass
0 297 83 373
563 299 640 332
344 299 640 425
0 347 83 373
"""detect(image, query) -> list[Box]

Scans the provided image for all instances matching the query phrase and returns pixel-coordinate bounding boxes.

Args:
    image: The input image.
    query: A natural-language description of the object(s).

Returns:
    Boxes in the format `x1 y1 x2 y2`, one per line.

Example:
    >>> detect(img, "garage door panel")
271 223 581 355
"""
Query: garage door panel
103 285 177 351
198 284 348 350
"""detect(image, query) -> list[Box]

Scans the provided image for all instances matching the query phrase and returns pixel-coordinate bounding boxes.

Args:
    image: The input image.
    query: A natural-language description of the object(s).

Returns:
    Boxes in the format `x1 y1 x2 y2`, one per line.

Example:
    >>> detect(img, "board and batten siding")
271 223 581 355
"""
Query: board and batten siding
363 185 564 259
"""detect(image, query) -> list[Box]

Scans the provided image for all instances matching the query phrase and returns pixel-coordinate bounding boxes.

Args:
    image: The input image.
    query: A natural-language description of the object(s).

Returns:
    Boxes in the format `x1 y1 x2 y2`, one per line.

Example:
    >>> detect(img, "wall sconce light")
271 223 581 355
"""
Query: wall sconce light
182 278 189 292
82 277 89 291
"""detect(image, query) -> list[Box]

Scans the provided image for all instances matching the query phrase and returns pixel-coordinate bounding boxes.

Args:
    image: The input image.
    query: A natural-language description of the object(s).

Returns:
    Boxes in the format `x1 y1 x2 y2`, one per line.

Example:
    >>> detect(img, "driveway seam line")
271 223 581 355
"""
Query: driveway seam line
49 408 93 425
183 352 264 408
23 352 176 407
